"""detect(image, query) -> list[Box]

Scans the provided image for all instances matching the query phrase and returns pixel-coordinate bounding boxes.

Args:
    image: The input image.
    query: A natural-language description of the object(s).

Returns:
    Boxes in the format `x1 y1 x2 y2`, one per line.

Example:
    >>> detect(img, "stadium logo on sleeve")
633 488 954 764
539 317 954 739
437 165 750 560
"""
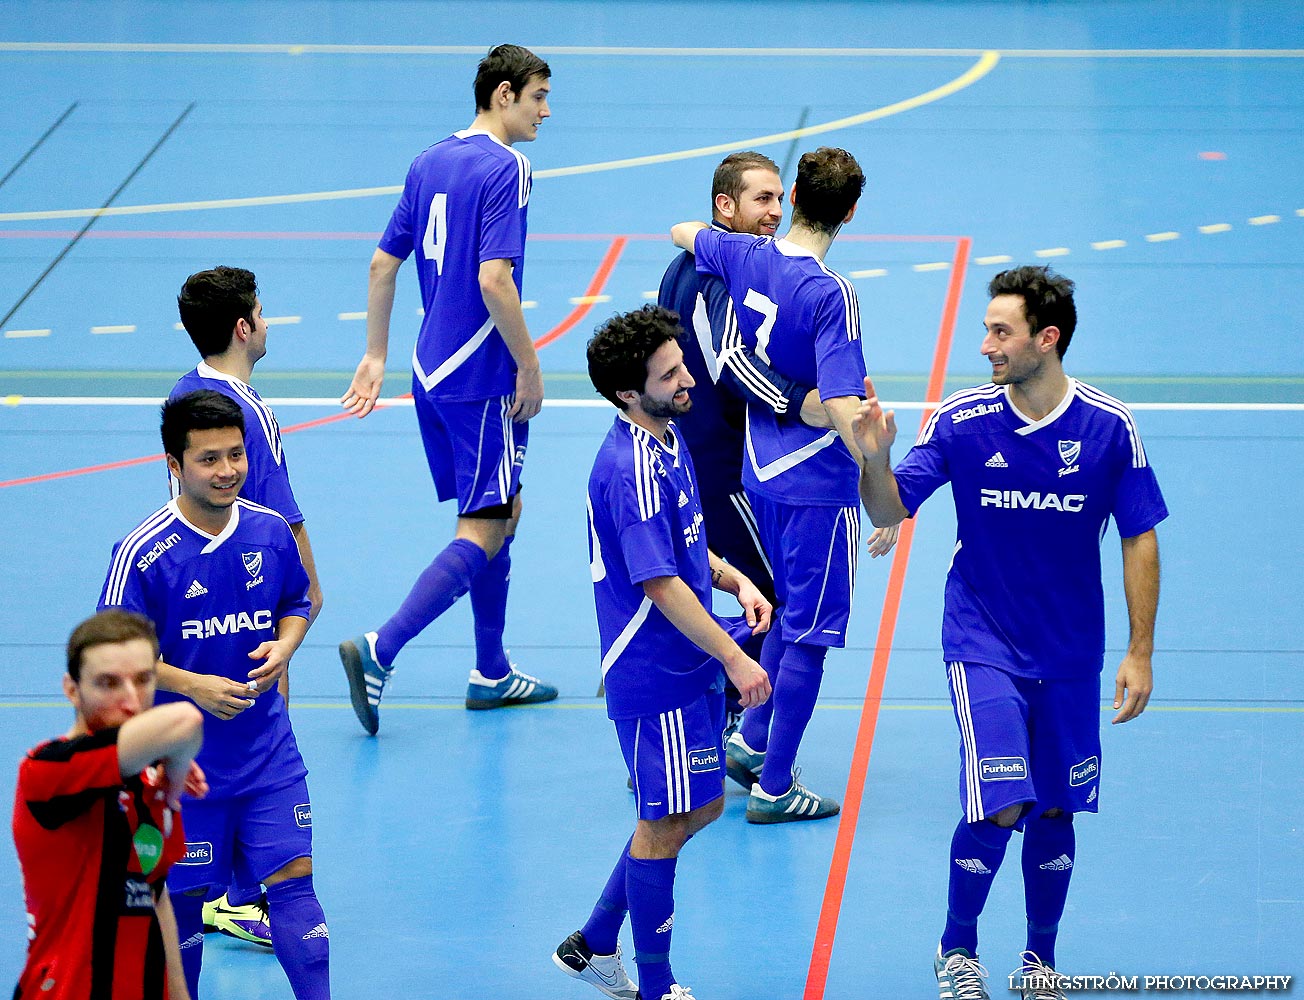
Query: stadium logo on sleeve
687 748 720 773
978 756 1027 781
1057 439 1081 477
1069 756 1099 786
178 841 213 865
294 804 312 828
137 532 183 572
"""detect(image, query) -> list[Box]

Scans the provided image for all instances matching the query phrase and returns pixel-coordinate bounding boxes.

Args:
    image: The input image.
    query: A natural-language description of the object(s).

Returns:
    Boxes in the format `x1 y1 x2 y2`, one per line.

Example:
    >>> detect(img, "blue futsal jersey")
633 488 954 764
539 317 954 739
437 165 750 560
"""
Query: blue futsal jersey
170 363 303 524
894 379 1168 679
588 414 723 721
659 223 811 497
98 498 312 798
693 229 866 506
379 129 531 401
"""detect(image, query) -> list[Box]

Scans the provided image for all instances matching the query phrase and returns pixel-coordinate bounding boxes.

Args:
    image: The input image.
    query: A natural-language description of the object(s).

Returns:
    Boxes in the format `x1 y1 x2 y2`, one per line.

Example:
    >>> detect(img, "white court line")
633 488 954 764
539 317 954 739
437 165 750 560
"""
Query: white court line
3 397 1302 412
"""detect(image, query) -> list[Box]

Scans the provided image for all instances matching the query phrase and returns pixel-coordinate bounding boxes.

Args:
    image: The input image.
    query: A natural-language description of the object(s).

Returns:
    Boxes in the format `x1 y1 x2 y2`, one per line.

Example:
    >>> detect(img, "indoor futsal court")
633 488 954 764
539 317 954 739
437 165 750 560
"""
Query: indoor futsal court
1 1 1302 996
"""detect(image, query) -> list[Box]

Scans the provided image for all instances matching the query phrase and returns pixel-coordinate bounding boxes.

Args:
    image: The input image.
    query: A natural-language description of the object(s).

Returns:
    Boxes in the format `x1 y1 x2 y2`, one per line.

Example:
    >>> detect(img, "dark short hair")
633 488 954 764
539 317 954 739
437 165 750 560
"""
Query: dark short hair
160 389 245 463
792 147 865 233
177 266 258 358
587 305 683 410
988 266 1078 358
473 44 550 111
67 610 158 682
711 151 780 216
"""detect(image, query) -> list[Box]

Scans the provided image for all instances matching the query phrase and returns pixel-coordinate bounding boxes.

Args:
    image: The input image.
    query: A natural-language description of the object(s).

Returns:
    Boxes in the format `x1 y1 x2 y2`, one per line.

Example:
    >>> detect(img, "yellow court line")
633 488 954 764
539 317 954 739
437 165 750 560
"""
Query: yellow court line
0 52 1000 223
0 42 1302 58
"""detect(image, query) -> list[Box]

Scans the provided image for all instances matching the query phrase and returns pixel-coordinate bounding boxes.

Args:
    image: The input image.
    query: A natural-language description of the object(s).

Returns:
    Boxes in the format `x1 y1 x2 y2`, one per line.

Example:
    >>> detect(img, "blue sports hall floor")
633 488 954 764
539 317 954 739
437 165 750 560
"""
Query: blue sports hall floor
1 2 1302 997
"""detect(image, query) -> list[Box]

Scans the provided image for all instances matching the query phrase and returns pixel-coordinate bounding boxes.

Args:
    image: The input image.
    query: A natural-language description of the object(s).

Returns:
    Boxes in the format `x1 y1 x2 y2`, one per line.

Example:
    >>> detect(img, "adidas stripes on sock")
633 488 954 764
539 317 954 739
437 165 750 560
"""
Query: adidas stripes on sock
266 874 330 999
375 539 488 665
470 535 513 681
171 890 206 998
1021 812 1076 967
941 817 1014 955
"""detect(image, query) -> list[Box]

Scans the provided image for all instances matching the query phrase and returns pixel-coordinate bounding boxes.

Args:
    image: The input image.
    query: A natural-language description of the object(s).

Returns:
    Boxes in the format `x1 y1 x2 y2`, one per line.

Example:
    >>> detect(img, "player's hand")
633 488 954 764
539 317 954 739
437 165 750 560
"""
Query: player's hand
182 761 209 800
799 388 833 429
1112 651 1153 724
866 522 900 558
247 640 292 694
509 364 544 422
733 578 773 635
186 673 256 720
722 650 771 709
151 761 208 818
341 353 386 418
851 376 898 463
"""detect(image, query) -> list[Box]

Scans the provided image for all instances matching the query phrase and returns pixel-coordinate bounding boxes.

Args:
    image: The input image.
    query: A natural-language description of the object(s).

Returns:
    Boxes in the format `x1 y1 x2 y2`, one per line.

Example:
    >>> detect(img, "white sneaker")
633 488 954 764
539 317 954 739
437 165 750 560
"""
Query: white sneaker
1016 951 1067 1000
552 930 638 999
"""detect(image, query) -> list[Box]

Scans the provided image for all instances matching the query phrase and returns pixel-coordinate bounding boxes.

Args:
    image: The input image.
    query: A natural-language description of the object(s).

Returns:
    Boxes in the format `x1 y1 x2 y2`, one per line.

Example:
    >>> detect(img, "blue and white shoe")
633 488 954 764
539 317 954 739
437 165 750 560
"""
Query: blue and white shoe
1016 951 1066 1000
745 769 840 824
552 930 638 999
339 632 390 735
725 731 765 789
934 943 990 999
465 664 558 710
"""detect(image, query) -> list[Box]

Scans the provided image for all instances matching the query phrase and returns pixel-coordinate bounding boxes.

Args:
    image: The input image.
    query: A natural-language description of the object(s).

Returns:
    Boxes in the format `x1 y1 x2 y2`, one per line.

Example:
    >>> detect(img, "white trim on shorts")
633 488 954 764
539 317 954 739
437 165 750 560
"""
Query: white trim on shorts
948 661 987 823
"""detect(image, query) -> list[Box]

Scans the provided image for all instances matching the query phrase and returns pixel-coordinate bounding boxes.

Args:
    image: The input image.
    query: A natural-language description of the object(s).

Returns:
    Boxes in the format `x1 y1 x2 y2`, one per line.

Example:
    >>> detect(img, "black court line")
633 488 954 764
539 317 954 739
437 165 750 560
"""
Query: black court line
0 102 195 332
0 101 79 194
780 106 811 178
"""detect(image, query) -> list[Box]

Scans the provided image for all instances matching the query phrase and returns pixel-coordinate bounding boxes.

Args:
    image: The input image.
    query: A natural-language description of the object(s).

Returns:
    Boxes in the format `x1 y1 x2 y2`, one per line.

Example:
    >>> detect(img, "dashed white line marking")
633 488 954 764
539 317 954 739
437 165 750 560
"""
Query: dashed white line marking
1035 247 1070 257
521 300 538 309
1198 223 1232 234
850 268 888 278
1248 214 1280 225
264 316 301 325
913 262 949 272
974 255 1012 265
338 311 367 321
642 290 659 299
173 322 186 331
1145 231 1180 242
568 294 612 305
3 328 51 339
91 324 136 334
1091 240 1127 250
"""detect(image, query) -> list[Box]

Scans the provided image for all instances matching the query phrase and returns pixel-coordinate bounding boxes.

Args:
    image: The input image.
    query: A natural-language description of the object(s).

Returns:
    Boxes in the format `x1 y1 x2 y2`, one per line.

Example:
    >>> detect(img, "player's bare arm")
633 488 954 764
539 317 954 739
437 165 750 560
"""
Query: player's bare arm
156 660 257 721
707 550 773 634
117 701 205 808
479 257 544 421
670 221 708 251
289 521 324 626
342 248 402 418
641 574 772 707
247 614 310 694
798 388 833 428
851 376 912 528
1113 528 1159 724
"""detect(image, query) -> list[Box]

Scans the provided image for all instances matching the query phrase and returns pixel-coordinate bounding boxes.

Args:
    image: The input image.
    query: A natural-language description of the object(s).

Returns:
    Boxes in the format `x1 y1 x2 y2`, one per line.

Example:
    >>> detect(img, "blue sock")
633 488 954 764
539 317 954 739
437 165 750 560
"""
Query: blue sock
626 855 677 1000
580 835 632 954
375 539 488 666
266 875 330 999
225 878 263 907
757 641 826 796
172 890 205 998
941 818 1013 955
470 534 513 680
1021 813 1076 968
739 620 784 752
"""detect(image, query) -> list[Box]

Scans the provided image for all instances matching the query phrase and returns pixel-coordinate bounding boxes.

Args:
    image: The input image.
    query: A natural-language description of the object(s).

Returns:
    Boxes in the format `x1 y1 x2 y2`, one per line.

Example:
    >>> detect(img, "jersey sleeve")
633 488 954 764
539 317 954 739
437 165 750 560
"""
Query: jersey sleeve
478 155 528 263
812 284 868 401
274 524 313 621
1109 420 1169 537
691 227 729 279
605 463 679 585
19 730 122 830
249 459 303 525
377 160 420 261
704 275 811 415
893 434 951 517
98 539 151 615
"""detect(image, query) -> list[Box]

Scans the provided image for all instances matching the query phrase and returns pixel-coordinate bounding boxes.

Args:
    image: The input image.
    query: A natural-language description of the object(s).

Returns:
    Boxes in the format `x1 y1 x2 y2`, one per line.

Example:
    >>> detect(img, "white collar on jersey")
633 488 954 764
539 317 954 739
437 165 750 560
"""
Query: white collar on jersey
196 360 252 390
168 497 241 554
1010 377 1077 435
453 128 509 147
775 237 816 259
618 411 681 463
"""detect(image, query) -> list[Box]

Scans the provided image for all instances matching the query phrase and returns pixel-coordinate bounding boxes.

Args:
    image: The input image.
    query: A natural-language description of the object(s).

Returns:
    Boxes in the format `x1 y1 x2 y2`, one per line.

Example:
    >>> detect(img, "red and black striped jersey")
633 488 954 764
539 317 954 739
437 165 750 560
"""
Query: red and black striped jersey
12 727 186 1000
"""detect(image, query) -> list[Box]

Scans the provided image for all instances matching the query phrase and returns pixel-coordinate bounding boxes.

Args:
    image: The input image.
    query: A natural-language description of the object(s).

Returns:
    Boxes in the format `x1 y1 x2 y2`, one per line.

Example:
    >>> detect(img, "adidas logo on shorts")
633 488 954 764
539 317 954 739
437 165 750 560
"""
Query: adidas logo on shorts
1039 854 1074 872
184 579 208 599
302 922 330 940
954 858 992 875
655 914 674 934
180 932 204 949
985 452 1008 468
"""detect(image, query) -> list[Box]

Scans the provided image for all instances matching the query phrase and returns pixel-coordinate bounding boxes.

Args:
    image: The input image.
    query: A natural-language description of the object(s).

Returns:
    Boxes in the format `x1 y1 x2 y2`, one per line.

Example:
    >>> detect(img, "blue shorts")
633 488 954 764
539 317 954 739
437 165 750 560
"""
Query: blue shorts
170 777 314 894
615 691 726 821
412 378 528 515
700 487 775 604
947 661 1102 824
746 492 859 647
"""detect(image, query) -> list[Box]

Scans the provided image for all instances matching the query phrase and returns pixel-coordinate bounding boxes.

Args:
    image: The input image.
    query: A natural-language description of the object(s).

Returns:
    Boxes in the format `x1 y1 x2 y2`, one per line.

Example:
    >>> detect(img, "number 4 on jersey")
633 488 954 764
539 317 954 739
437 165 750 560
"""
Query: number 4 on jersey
422 193 449 274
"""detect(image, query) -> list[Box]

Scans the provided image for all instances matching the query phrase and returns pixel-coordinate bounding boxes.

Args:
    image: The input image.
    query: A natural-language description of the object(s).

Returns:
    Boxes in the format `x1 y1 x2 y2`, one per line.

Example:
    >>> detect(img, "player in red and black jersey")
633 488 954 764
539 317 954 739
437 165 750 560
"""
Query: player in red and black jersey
12 610 208 1000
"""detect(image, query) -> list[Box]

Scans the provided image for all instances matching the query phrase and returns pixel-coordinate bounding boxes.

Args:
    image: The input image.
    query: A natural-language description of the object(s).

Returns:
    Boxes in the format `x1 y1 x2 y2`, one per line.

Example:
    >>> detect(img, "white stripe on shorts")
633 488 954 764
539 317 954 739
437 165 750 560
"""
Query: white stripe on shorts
949 662 984 822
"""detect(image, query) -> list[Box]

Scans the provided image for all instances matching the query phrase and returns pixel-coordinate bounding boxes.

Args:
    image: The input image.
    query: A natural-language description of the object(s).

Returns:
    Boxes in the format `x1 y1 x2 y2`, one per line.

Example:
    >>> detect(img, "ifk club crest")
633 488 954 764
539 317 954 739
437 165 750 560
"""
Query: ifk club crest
242 552 263 578
1057 440 1081 477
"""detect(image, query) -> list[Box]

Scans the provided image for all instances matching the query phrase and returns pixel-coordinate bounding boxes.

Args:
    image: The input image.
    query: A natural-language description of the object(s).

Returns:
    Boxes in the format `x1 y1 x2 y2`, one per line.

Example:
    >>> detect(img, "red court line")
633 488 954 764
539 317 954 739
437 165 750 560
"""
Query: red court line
803 235 972 1000
0 239 629 491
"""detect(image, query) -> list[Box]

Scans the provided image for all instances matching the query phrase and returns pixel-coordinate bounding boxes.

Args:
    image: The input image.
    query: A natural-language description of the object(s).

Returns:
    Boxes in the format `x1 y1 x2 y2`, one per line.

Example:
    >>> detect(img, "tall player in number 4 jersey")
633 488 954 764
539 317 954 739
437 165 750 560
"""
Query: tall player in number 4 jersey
338 44 557 734
853 266 1165 1000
